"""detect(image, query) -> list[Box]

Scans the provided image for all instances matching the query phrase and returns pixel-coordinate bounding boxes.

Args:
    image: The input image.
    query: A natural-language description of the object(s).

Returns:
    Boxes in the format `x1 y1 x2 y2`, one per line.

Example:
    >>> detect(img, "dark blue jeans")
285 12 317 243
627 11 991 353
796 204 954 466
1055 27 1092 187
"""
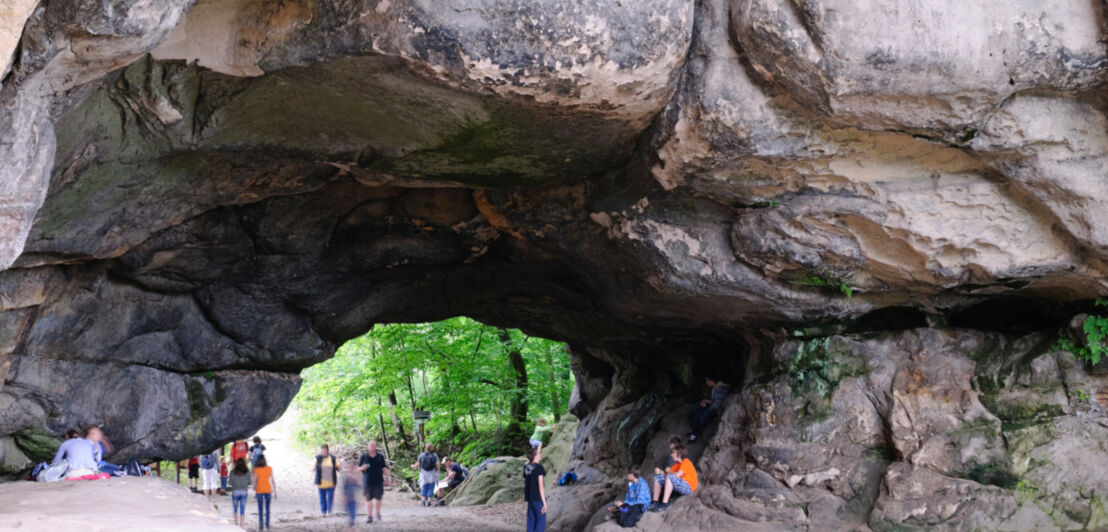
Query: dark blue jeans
318 487 335 514
256 493 271 529
526 500 546 532
346 497 357 526
691 403 717 435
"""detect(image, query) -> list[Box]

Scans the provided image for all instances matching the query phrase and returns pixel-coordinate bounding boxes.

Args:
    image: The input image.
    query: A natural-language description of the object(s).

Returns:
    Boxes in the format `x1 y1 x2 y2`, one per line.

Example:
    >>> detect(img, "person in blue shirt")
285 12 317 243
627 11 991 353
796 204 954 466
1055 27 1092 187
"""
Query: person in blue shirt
607 466 651 516
52 426 104 478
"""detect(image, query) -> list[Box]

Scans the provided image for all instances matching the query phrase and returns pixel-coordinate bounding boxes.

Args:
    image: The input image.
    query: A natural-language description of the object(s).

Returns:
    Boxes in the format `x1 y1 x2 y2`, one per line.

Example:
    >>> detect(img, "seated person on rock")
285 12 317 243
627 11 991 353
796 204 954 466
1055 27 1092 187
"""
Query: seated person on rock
607 465 651 522
437 456 467 499
52 425 106 479
688 374 730 442
649 445 697 512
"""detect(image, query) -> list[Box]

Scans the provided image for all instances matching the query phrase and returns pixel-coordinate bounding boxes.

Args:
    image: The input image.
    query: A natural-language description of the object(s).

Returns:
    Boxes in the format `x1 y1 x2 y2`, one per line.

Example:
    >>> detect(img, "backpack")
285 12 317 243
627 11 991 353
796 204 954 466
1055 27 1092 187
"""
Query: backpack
617 503 645 528
419 452 438 471
125 458 144 476
200 453 214 469
457 464 469 481
37 459 68 482
251 445 264 465
557 471 578 486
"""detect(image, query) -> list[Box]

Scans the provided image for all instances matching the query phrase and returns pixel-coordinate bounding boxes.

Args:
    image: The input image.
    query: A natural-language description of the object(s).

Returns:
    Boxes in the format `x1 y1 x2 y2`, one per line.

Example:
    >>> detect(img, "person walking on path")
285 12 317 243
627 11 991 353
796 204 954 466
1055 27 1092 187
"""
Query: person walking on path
200 448 221 498
230 439 249 464
229 458 252 526
358 440 390 523
312 444 339 517
341 462 362 531
249 436 266 466
187 456 200 491
411 443 440 507
523 446 547 532
252 454 277 530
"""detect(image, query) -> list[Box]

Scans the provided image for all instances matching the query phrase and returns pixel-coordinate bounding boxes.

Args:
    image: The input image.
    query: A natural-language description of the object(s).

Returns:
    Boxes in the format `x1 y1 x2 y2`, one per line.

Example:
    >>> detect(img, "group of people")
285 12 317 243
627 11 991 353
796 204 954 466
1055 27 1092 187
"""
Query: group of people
186 436 275 529
50 425 115 479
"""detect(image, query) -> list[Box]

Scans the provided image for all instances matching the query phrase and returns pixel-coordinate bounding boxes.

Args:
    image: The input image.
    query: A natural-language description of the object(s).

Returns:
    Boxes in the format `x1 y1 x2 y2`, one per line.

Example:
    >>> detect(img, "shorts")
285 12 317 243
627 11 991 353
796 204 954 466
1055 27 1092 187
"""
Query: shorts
654 474 692 496
448 478 463 491
420 482 435 498
529 438 543 448
188 464 200 479
363 481 384 500
202 468 220 490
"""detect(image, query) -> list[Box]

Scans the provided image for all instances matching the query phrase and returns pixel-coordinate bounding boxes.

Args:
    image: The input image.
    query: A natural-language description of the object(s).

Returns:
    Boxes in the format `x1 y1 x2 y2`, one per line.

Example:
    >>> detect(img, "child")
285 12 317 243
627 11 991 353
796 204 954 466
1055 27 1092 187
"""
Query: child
220 457 229 495
523 446 547 532
249 436 266 467
529 418 556 451
252 454 277 530
607 466 651 526
229 458 252 526
648 445 697 512
187 456 200 491
341 462 362 531
667 436 682 467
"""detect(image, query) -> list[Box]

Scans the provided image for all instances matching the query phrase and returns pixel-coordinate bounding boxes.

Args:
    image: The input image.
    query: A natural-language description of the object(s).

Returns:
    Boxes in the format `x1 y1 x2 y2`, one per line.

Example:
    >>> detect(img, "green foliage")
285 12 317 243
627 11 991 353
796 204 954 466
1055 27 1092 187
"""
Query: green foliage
294 317 574 469
782 338 865 398
795 273 853 298
1015 479 1037 503
1076 389 1091 403
1054 301 1108 365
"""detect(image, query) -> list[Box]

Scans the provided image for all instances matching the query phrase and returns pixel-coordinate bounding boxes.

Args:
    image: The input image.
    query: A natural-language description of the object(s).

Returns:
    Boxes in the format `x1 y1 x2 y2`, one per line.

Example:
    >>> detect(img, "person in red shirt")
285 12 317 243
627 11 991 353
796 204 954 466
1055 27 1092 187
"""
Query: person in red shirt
187 456 200 492
220 457 229 495
230 440 249 463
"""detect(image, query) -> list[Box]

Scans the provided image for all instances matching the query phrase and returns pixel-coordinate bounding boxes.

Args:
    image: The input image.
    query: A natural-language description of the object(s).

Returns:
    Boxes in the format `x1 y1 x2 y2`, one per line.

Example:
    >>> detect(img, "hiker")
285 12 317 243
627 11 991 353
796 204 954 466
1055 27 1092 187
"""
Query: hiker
606 465 651 527
341 462 362 531
249 436 266 466
51 425 103 478
187 456 200 491
437 456 467 498
523 446 547 532
411 443 440 507
230 439 249 464
648 444 697 512
358 440 390 523
201 448 221 497
312 443 339 517
219 456 229 495
229 458 252 526
688 375 730 442
529 418 556 451
252 454 277 530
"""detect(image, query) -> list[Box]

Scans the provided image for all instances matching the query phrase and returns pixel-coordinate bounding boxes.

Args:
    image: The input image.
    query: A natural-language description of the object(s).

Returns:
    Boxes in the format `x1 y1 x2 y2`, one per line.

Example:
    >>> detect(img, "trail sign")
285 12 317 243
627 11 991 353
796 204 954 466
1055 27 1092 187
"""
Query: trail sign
413 410 431 421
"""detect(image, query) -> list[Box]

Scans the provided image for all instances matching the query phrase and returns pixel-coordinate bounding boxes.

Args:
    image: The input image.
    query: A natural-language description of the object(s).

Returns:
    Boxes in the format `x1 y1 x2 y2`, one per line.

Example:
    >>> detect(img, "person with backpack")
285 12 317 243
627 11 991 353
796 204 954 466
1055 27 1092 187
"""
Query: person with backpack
230 439 249 464
437 456 467 498
312 444 339 517
523 446 547 532
229 458 252 526
410 443 440 507
249 436 266 466
201 448 221 498
606 466 650 527
252 454 277 530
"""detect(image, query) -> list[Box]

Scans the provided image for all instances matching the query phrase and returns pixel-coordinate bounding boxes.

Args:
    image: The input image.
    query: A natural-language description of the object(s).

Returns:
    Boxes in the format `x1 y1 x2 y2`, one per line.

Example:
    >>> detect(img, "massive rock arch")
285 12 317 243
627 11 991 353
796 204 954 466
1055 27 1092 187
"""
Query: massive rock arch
1 0 1106 529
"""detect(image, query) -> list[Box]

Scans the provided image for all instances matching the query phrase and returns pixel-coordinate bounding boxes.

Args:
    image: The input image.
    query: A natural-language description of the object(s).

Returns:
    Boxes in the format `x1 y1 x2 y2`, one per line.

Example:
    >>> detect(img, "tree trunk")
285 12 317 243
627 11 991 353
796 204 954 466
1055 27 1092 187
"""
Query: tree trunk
543 343 562 422
388 390 411 450
498 329 528 446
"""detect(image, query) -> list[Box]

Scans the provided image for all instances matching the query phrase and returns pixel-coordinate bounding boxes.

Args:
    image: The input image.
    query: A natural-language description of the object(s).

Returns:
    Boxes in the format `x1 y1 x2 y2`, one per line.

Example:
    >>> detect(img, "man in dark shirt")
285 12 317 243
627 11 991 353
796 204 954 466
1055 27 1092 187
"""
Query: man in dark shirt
523 447 547 532
688 375 731 442
437 456 467 498
357 440 390 523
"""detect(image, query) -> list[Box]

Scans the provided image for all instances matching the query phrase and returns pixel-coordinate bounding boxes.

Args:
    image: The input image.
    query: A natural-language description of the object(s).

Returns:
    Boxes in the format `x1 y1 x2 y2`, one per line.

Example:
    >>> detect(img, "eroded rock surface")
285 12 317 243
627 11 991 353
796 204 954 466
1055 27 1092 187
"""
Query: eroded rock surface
0 0 1107 529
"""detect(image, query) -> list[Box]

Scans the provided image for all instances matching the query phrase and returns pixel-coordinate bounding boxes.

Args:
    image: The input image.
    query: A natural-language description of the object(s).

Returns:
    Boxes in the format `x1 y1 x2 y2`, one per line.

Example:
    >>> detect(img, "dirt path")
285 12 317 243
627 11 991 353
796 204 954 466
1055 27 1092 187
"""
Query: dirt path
211 406 523 531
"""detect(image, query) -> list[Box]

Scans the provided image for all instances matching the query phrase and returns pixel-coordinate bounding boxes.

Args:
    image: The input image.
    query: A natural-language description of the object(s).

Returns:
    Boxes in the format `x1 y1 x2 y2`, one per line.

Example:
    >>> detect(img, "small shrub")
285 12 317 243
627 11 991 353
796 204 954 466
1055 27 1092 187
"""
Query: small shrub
1054 301 1108 365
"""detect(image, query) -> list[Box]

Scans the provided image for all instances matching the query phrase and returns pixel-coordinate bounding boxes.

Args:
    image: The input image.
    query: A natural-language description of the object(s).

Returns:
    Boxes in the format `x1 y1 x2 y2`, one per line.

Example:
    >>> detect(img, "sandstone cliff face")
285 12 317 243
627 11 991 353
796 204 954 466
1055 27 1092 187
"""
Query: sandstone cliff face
0 0 1106 529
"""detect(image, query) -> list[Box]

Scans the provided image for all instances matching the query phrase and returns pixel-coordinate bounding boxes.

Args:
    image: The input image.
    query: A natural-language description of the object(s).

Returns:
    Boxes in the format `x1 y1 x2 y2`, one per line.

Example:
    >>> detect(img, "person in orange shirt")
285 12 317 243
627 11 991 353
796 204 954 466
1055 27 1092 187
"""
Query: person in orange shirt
647 444 697 512
252 454 278 530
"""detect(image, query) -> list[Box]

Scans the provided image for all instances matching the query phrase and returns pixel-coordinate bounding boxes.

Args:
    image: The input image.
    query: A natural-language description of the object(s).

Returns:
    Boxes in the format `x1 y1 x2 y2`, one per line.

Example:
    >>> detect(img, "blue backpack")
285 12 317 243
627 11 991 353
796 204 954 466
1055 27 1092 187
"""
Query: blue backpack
200 453 214 469
557 472 578 486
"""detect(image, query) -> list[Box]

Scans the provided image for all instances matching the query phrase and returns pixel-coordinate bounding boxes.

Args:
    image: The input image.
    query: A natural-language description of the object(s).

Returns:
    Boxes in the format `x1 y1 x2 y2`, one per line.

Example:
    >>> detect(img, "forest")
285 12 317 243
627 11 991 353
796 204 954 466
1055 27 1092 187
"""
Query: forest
293 317 574 474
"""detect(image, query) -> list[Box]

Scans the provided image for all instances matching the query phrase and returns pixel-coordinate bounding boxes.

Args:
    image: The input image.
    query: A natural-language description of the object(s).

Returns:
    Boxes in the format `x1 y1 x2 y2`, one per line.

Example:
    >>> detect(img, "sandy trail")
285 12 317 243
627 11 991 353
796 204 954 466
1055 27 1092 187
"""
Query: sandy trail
212 405 523 531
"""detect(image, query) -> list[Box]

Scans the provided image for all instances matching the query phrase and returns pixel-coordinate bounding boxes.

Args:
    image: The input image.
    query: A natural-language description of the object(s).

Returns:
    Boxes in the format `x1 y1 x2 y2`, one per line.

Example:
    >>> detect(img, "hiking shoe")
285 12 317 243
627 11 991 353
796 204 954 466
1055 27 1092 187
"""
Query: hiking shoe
366 516 373 523
688 433 697 442
648 502 670 512
376 514 383 522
